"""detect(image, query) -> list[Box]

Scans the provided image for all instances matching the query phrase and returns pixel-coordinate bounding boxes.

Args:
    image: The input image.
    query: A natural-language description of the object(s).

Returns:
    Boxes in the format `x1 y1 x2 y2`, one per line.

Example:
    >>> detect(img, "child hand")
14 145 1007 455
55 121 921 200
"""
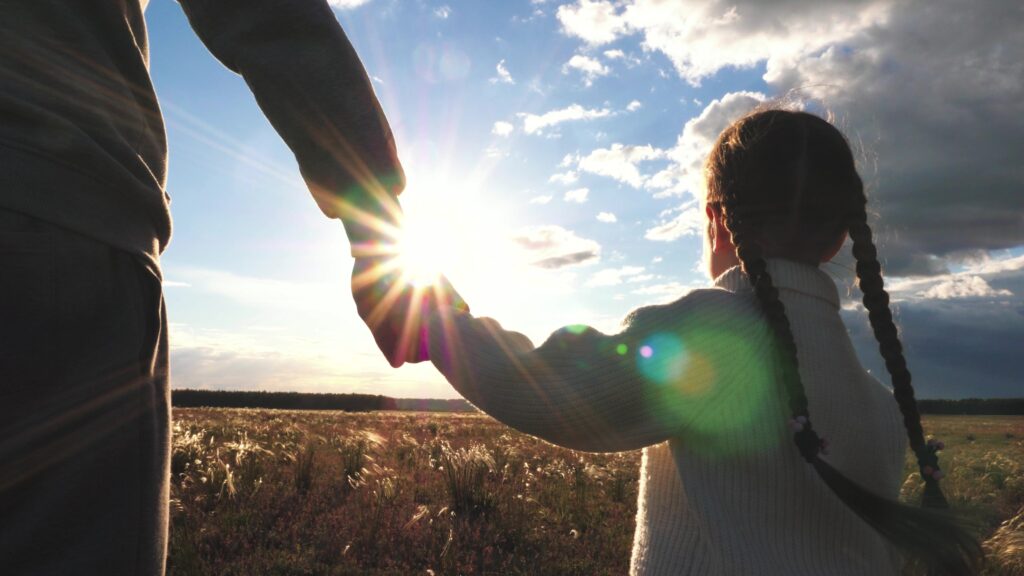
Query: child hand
351 256 469 367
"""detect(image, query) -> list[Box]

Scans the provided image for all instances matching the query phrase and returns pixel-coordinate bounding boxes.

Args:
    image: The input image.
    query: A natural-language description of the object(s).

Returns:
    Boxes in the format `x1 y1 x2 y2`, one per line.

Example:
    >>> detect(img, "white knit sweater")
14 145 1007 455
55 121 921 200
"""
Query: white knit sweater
427 259 908 575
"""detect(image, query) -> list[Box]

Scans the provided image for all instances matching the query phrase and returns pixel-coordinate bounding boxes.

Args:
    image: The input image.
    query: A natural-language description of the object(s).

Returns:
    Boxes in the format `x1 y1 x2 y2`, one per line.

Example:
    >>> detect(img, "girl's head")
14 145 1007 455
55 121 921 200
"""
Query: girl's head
702 110 859 278
703 109 983 575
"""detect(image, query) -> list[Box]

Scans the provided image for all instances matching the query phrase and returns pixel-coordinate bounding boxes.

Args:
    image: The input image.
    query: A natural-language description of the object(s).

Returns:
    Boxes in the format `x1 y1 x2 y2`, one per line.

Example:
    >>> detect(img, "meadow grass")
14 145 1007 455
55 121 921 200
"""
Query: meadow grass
168 410 1022 575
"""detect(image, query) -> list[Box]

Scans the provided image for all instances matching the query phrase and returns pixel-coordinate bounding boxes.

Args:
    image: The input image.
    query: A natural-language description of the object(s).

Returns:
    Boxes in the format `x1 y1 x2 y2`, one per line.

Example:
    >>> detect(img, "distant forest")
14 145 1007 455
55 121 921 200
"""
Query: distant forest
916 398 1024 415
172 389 475 413
171 390 1023 415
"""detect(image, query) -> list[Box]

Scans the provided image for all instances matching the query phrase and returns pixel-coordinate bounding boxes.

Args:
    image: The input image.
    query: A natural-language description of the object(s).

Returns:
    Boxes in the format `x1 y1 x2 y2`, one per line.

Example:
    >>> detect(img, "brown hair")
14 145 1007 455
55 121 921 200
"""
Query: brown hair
705 109 982 575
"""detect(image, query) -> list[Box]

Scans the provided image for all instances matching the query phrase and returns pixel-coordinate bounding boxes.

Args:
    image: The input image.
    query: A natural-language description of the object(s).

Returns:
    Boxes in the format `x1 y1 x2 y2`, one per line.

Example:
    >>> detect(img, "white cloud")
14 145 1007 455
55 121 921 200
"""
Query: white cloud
512 225 601 268
562 54 611 85
549 170 579 185
604 49 625 59
917 276 1012 300
617 90 765 248
884 253 1024 293
626 99 642 112
328 0 374 8
490 59 515 85
529 195 553 204
492 121 515 136
519 104 612 135
574 143 665 187
587 265 646 287
556 0 629 45
433 5 452 18
564 187 590 203
962 254 1024 276
645 203 704 241
883 252 1024 302
597 211 618 223
556 0 890 85
162 280 191 288
646 90 766 198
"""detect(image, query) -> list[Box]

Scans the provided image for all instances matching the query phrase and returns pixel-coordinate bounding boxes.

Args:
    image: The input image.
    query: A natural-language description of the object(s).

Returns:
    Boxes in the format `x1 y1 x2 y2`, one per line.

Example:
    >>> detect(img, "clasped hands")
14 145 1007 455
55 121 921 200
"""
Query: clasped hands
339 182 468 367
350 255 468 367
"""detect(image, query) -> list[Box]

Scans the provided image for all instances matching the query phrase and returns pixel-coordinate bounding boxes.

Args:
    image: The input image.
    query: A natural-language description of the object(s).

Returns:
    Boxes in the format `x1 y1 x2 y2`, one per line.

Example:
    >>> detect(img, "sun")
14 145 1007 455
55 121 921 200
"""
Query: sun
394 201 461 288
346 163 539 342
390 170 510 291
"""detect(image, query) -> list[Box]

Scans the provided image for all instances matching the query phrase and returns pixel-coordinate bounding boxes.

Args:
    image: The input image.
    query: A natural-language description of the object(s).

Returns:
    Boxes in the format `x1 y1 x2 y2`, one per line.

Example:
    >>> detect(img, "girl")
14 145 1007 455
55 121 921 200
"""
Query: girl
360 109 983 574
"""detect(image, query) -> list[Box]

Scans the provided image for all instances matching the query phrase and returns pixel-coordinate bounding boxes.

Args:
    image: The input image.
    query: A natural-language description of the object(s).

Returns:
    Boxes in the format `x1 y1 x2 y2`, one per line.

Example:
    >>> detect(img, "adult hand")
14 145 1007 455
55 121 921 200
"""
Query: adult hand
351 256 469 367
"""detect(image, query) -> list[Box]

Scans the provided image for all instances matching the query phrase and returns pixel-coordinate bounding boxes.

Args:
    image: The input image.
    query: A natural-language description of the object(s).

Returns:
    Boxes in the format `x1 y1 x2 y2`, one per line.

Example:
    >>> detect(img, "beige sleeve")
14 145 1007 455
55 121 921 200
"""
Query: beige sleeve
426 288 775 452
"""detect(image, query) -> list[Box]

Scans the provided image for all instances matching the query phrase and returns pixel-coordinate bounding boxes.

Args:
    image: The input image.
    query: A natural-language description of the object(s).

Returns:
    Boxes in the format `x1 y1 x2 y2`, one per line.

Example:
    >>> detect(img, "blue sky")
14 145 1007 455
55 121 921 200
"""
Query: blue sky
147 0 1024 399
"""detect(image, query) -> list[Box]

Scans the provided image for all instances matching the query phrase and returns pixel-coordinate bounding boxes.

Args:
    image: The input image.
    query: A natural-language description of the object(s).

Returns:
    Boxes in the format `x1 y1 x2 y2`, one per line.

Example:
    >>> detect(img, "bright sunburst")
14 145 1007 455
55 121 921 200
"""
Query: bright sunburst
391 168 514 292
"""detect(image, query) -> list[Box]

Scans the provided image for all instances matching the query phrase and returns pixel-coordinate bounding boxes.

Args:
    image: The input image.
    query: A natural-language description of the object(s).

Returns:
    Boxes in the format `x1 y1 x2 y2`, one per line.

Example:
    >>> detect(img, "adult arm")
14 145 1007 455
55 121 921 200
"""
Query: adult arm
424 288 777 452
177 0 403 246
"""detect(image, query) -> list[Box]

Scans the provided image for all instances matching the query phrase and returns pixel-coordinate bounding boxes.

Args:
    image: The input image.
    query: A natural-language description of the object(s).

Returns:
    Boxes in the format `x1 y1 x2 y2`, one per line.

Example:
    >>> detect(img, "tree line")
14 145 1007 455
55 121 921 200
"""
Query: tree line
915 398 1024 415
171 390 1023 415
171 389 475 413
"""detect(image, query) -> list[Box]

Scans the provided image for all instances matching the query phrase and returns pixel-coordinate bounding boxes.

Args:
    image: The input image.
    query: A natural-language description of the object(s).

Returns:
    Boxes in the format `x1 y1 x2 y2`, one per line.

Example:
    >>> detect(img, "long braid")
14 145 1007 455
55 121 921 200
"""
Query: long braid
727 220 824 463
710 108 982 574
726 214 982 575
847 214 948 508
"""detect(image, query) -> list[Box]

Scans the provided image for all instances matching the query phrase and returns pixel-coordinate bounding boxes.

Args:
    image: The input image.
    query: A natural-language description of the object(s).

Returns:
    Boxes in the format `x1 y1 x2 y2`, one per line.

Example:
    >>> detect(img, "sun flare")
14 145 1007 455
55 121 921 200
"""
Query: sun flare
390 170 510 291
394 209 459 288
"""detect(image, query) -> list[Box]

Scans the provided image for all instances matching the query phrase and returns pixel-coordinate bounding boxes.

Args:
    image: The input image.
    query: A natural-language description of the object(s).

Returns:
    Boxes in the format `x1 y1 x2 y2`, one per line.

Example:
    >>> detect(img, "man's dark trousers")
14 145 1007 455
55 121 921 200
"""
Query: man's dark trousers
0 209 170 576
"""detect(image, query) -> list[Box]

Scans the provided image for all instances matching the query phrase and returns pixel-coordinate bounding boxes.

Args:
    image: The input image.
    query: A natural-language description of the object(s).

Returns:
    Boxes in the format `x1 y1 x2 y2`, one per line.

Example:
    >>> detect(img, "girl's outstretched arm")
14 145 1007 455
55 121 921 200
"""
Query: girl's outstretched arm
424 288 778 453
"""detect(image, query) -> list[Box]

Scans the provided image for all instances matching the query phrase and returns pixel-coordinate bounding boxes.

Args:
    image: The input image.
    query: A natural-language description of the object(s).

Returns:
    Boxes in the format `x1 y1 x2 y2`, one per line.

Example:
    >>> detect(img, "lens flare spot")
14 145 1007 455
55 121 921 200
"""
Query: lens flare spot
639 317 784 459
637 334 685 385
678 353 714 396
566 324 588 335
615 343 628 356
439 46 471 81
413 42 471 83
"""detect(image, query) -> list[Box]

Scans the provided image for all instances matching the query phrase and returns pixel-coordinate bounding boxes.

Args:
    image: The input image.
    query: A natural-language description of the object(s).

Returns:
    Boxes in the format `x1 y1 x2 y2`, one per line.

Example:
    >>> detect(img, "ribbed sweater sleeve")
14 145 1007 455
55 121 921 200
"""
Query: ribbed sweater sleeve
177 0 404 228
426 288 775 453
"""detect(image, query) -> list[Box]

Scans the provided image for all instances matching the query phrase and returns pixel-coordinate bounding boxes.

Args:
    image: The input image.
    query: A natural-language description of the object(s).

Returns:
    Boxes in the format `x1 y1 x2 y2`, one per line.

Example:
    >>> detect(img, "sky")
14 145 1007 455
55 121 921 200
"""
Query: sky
146 0 1023 400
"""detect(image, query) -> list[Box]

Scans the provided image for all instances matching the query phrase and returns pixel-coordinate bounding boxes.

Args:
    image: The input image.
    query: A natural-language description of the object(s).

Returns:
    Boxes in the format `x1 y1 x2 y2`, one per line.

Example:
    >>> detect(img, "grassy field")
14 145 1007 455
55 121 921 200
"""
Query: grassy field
168 409 1023 575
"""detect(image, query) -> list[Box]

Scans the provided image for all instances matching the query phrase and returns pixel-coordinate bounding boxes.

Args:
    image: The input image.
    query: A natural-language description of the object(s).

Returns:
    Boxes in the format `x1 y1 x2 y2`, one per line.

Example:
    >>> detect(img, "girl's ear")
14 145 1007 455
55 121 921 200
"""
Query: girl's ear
706 204 733 254
705 203 717 246
820 231 848 263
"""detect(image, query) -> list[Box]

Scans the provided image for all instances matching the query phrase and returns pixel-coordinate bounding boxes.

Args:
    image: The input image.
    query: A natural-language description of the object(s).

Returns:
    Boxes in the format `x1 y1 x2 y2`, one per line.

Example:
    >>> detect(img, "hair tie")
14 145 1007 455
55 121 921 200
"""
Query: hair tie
915 442 944 481
789 416 823 463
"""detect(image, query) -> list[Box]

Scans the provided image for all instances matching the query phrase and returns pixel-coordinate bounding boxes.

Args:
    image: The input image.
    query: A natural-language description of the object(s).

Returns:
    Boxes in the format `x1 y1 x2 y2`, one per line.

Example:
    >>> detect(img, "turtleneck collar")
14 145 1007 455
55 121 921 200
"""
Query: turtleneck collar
713 258 841 309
